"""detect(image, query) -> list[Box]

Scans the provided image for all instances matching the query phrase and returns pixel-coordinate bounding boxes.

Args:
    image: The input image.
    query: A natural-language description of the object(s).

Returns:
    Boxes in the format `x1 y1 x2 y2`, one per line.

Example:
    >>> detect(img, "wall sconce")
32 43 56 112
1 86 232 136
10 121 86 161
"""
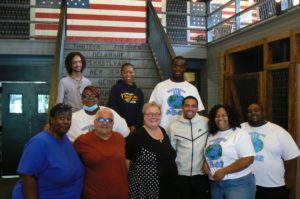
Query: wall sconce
275 0 282 15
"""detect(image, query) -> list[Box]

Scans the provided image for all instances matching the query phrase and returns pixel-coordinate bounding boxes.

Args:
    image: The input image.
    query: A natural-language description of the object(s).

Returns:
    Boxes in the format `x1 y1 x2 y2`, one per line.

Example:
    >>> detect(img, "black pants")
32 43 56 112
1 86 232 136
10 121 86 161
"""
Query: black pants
177 174 210 199
256 185 290 199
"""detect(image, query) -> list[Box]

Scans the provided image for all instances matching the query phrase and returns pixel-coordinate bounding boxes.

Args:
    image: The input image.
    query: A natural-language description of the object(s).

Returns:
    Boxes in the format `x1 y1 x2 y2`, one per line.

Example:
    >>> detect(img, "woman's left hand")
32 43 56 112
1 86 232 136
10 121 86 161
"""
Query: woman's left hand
213 168 226 181
202 161 212 177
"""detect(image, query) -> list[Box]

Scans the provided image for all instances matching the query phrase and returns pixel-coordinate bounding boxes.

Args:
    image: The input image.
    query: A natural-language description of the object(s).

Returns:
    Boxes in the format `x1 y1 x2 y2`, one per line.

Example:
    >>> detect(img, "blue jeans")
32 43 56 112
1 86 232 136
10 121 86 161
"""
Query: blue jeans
210 173 256 199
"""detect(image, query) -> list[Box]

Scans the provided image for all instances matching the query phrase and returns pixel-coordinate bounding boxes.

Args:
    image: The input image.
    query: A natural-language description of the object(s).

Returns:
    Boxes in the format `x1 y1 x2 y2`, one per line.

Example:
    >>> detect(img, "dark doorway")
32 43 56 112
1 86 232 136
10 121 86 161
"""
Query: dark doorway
1 82 49 175
185 70 200 88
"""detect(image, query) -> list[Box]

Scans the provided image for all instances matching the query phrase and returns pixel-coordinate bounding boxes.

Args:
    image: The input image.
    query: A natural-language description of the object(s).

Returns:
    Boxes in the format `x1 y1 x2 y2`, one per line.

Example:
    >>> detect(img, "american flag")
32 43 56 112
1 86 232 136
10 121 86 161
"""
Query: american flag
221 1 258 20
207 1 258 41
187 2 206 44
32 0 162 43
208 1 258 28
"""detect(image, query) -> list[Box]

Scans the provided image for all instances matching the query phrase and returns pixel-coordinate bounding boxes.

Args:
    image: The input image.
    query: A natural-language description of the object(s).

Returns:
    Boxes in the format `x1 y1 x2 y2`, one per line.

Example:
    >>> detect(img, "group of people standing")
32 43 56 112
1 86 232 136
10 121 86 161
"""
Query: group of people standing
12 53 300 199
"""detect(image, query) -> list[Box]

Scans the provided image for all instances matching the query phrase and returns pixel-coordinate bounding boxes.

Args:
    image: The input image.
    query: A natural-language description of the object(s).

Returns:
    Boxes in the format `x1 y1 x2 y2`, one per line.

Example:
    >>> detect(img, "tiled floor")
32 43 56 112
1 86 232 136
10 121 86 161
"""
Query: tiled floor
0 177 18 199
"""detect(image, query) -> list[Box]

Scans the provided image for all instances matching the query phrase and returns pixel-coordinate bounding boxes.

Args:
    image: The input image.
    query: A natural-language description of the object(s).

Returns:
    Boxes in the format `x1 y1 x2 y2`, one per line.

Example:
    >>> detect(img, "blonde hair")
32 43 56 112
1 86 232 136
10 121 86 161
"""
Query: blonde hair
143 102 161 114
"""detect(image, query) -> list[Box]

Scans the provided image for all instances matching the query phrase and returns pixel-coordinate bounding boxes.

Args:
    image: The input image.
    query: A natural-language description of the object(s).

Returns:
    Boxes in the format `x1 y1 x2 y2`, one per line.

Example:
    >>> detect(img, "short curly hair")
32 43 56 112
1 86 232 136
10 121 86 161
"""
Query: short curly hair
65 52 86 75
208 104 241 135
49 103 72 126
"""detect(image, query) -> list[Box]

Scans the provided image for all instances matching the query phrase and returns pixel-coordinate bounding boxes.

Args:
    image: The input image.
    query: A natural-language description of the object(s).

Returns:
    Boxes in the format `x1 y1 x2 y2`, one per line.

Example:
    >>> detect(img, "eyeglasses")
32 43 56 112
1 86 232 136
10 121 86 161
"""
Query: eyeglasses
97 117 113 124
144 113 161 118
82 94 97 99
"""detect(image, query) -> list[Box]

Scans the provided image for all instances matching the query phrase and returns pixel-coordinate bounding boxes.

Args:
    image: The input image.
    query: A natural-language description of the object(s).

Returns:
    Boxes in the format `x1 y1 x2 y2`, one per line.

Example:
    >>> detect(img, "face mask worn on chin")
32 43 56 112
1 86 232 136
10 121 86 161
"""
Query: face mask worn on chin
83 104 98 112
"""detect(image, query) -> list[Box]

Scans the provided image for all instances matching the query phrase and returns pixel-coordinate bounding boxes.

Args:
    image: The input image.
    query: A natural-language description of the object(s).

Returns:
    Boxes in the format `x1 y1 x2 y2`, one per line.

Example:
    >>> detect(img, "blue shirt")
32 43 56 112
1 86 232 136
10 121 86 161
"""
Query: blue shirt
12 131 84 199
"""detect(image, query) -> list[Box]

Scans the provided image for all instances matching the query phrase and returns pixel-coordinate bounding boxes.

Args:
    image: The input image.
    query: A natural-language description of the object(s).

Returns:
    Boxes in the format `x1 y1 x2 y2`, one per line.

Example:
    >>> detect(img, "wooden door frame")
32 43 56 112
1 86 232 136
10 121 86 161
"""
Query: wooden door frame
221 27 300 199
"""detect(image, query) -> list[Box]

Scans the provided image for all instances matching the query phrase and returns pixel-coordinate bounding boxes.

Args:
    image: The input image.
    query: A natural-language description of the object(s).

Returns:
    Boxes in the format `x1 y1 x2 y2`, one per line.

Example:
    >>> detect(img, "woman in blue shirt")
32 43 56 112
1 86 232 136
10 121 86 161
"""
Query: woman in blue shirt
12 103 84 199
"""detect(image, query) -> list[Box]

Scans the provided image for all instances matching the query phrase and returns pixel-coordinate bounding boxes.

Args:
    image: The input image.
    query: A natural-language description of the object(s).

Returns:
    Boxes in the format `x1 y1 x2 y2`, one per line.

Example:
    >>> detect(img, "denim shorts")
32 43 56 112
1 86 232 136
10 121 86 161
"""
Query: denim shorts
210 173 256 199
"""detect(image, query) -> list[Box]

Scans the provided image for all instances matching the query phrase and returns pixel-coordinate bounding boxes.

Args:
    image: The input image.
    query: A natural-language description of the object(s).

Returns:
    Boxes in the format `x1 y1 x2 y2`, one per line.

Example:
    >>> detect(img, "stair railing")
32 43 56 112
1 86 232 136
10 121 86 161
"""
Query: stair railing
147 0 176 80
48 0 67 112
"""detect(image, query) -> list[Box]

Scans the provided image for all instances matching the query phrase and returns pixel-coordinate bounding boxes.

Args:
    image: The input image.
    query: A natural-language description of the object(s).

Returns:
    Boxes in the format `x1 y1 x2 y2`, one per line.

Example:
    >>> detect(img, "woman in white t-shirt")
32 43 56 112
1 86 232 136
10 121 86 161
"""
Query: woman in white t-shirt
203 104 256 199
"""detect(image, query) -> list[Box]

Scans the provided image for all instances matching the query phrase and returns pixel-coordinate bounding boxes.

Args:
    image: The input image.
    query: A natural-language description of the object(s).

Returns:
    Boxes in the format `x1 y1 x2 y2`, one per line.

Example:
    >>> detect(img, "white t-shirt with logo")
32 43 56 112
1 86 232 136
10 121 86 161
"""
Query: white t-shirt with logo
241 122 300 187
204 127 255 180
149 79 204 129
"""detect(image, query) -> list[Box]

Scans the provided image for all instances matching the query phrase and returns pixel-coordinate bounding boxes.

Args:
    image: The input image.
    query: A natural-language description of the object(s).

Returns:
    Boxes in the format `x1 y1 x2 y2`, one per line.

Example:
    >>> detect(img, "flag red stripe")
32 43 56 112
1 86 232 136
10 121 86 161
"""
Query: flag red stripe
227 5 252 9
154 7 162 12
222 11 235 15
34 35 146 43
35 24 146 33
35 37 56 40
35 13 145 22
190 36 205 40
68 13 145 22
90 4 146 12
222 11 257 16
35 13 59 19
190 30 206 33
66 36 146 43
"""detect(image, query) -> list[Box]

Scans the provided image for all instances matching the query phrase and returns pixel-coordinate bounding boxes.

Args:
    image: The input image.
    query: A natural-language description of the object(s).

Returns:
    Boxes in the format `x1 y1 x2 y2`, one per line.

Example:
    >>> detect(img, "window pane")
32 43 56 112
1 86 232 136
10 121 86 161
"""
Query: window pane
9 94 22 113
38 94 49 113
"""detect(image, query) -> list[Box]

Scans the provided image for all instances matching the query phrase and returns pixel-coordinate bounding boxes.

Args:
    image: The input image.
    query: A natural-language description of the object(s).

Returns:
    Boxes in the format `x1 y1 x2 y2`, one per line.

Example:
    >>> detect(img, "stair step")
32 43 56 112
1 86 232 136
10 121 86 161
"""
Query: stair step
85 59 156 68
66 50 153 59
90 77 160 88
84 68 159 77
98 87 155 105
65 42 150 51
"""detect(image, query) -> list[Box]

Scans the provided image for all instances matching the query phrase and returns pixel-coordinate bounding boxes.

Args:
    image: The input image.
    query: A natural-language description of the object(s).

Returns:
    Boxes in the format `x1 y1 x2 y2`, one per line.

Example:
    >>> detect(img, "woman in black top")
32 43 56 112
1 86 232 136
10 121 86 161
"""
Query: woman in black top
126 102 178 199
108 63 144 134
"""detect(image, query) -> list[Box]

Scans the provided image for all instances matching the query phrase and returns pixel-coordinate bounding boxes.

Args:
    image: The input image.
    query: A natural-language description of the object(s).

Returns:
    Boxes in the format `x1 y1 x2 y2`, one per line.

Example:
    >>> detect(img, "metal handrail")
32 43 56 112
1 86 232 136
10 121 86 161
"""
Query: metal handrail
147 0 175 80
207 0 300 42
48 0 67 111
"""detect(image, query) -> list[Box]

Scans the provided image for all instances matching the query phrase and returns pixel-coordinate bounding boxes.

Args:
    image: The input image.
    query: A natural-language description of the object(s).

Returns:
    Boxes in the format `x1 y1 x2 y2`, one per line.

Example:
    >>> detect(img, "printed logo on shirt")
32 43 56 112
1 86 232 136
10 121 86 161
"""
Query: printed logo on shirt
249 131 265 161
121 92 138 104
166 88 185 116
82 124 95 132
205 138 226 172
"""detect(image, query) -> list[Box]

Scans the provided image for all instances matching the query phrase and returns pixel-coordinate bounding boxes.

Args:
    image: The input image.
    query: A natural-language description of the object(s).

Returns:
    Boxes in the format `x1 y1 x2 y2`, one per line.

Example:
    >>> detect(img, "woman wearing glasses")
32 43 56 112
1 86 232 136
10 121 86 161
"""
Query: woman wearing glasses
12 104 84 199
74 108 129 199
126 102 178 199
